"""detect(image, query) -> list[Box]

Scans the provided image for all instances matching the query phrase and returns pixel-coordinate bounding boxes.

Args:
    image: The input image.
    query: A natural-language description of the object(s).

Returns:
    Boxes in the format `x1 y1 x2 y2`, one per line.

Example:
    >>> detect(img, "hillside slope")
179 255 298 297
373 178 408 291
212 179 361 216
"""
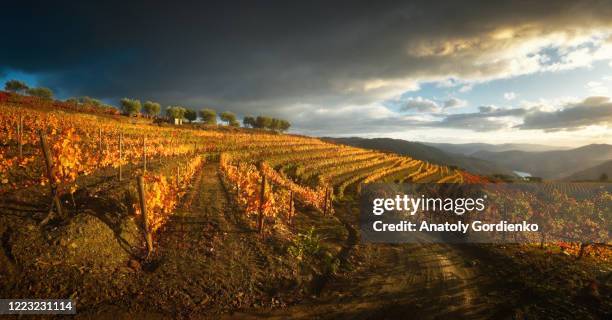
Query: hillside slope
424 142 569 155
563 160 612 181
0 98 469 315
472 144 612 179
325 137 515 176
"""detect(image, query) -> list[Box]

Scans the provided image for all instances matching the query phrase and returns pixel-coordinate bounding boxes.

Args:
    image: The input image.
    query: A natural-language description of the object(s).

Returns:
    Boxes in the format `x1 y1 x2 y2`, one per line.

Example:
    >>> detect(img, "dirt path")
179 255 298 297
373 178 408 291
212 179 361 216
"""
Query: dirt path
224 203 495 320
77 162 275 318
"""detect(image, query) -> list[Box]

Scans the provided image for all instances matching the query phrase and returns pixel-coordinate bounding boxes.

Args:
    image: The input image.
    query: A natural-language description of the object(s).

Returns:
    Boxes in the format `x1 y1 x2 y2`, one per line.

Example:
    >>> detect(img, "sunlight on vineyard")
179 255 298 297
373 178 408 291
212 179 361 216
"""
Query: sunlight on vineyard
0 92 610 319
3 3 612 318
0 95 460 232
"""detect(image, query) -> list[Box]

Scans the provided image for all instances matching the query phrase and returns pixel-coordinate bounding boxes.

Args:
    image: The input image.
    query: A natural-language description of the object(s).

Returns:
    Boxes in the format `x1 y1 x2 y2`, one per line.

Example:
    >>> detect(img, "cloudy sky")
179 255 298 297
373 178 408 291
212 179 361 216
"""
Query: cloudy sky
1 0 612 146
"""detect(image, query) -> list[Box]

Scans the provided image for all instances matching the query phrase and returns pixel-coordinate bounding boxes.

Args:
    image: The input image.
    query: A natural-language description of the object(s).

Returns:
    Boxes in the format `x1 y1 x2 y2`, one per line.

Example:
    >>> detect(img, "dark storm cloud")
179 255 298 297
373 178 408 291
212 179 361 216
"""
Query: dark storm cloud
2 0 612 121
518 96 612 131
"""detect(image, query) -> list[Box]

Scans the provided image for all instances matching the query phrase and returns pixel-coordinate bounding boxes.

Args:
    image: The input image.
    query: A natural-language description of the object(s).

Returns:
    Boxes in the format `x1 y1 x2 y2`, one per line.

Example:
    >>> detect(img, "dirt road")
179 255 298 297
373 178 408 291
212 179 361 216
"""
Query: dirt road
77 162 281 318
75 163 499 319
224 207 495 319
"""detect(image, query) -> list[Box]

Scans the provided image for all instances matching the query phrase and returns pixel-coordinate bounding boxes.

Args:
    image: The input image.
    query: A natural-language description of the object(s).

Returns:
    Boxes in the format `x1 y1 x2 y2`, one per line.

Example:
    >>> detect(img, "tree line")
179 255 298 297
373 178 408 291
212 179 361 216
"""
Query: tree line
4 79 291 132
120 99 290 132
242 116 290 131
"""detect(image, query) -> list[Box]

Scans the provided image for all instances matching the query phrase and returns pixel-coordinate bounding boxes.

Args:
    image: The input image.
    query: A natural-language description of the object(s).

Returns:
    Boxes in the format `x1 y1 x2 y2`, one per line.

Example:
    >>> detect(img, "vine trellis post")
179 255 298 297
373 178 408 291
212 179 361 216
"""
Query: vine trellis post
38 130 64 223
17 115 23 158
137 176 154 256
258 175 266 234
142 136 147 171
288 190 294 224
118 133 123 181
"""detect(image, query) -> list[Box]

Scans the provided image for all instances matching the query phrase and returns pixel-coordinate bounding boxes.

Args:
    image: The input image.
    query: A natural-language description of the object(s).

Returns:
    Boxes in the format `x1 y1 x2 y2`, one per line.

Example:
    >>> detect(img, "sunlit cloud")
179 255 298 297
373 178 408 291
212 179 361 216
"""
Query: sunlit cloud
585 81 609 94
504 92 517 100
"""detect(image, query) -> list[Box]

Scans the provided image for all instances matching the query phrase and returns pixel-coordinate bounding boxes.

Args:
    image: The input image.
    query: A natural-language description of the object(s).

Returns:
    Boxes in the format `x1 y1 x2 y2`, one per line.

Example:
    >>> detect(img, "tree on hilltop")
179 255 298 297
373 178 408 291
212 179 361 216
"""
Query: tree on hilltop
120 98 142 116
199 108 217 125
220 111 239 127
185 109 198 123
279 119 291 132
244 115 290 131
79 96 103 106
243 116 255 128
143 101 161 118
270 118 282 131
254 116 273 129
166 106 187 120
267 118 291 132
4 80 29 94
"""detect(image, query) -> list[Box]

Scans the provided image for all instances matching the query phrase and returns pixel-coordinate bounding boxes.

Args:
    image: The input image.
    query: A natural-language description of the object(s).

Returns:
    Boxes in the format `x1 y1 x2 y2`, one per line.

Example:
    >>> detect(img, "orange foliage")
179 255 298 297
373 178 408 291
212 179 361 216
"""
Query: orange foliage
133 156 204 232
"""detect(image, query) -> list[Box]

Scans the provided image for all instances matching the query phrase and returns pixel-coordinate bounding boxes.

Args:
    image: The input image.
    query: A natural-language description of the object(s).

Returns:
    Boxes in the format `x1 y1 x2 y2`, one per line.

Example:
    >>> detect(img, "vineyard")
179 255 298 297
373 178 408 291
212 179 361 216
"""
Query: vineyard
0 94 467 241
6 2 612 318
0 94 610 318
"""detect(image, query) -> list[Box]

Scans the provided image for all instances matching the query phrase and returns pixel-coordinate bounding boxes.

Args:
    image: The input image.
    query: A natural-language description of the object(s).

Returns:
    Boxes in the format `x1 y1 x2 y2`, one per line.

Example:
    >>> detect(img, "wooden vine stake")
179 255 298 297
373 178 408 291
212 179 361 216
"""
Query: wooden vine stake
327 187 334 214
38 130 64 224
17 115 23 158
288 190 294 224
142 136 147 172
118 133 123 181
137 176 154 256
258 175 266 234
98 127 102 152
323 187 330 215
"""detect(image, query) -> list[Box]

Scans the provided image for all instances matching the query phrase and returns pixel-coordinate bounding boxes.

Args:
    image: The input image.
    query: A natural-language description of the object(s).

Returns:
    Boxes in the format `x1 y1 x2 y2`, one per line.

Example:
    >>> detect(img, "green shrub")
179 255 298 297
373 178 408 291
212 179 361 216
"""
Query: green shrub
288 227 321 262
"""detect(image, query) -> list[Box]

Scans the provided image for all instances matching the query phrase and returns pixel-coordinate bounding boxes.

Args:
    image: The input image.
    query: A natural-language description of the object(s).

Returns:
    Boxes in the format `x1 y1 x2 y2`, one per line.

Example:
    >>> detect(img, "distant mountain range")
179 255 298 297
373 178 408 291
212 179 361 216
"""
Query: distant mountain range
423 142 570 155
327 137 612 181
324 137 515 176
471 144 612 179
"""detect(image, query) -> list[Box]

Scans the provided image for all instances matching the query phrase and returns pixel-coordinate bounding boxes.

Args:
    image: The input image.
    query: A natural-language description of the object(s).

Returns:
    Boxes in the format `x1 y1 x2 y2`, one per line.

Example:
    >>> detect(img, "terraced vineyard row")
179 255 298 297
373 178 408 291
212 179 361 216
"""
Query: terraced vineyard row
217 141 469 231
